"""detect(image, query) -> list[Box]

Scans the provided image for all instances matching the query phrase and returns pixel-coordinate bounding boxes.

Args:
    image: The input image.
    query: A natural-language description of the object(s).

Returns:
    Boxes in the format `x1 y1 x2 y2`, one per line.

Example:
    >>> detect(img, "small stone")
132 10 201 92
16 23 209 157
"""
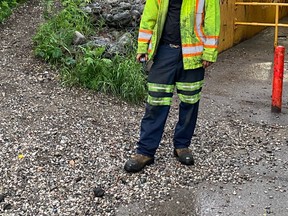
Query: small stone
3 203 12 210
54 152 62 157
0 194 4 202
52 207 58 213
73 31 86 45
37 166 44 172
266 149 273 153
75 177 83 183
131 10 141 20
88 36 111 48
140 178 146 184
93 187 105 197
265 206 271 214
69 160 75 167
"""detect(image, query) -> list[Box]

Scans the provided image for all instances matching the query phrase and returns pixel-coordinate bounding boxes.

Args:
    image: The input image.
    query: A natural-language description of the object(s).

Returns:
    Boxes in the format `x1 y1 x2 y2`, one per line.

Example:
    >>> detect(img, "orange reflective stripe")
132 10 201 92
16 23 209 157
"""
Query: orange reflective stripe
195 0 199 14
205 35 219 39
204 45 218 49
182 43 203 47
138 39 150 43
139 29 153 34
183 52 202 58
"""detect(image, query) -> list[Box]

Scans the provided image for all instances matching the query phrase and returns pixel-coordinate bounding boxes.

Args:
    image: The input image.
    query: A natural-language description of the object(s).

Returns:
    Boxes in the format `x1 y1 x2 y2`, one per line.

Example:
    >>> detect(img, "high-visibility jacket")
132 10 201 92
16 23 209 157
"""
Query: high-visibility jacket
137 0 221 70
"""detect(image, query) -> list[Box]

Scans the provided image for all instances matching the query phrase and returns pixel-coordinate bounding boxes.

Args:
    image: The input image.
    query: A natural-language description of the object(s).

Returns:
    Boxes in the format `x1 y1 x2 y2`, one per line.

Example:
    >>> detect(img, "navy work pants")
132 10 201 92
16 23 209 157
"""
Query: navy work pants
136 44 205 158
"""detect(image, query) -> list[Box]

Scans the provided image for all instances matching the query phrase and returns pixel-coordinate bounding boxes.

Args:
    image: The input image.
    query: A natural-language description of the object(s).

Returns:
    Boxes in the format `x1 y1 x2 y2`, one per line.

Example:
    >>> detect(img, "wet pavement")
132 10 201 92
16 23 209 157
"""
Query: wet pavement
205 21 288 126
178 19 288 216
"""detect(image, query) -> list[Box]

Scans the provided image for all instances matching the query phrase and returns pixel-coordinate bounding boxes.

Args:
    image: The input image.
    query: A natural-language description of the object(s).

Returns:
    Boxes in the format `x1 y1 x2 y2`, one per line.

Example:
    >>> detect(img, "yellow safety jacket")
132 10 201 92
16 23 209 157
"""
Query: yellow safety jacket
137 0 221 70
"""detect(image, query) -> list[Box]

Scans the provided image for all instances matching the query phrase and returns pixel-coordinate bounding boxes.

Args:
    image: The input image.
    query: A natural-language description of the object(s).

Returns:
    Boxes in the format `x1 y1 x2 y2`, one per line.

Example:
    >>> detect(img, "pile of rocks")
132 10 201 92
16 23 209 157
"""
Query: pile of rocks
87 0 144 28
73 0 145 57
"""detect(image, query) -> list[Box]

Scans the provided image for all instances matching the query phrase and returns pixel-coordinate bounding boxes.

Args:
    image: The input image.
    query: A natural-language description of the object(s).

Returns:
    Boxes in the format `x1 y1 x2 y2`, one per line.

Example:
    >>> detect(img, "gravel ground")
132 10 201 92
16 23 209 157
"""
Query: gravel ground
1 1 288 216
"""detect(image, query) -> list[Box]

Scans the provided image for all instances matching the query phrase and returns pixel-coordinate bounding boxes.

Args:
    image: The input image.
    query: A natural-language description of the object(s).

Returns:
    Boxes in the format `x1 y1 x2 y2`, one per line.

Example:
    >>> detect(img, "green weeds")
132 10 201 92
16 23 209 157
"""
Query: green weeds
0 0 25 22
34 0 147 104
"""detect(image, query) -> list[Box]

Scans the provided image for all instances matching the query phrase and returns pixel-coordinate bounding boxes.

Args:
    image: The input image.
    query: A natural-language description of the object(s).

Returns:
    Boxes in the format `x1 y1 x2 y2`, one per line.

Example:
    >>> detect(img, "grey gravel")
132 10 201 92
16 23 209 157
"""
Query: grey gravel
1 1 288 216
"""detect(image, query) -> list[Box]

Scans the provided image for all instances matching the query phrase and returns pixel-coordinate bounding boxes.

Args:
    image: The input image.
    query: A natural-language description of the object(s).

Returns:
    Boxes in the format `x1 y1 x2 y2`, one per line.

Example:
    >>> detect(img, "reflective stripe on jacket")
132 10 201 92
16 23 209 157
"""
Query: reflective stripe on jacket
137 0 221 70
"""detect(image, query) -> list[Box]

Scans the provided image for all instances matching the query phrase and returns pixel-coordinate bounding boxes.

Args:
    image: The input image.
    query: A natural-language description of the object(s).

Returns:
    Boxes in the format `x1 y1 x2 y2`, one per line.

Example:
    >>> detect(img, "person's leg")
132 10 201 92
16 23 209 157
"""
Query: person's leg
136 104 170 157
137 44 182 157
173 66 205 165
173 101 200 148
125 44 181 172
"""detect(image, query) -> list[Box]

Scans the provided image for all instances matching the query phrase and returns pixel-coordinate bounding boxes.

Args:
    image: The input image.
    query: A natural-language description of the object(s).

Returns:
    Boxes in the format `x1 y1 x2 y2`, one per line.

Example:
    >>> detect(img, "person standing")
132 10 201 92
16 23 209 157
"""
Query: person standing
124 0 220 172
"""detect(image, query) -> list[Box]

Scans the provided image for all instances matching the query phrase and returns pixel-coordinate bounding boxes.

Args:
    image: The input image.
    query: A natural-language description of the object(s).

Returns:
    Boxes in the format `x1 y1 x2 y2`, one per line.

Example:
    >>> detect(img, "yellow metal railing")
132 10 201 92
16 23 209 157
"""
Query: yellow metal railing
235 2 288 47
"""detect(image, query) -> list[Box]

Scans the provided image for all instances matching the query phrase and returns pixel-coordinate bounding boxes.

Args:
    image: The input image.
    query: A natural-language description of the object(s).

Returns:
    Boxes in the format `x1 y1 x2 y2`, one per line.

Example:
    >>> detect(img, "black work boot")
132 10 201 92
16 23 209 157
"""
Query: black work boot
124 154 154 173
174 148 194 166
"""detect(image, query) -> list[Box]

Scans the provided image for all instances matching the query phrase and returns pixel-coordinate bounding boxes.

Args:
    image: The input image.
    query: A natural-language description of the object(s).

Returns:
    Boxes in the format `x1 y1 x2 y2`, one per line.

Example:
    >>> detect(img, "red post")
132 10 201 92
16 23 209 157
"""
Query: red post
271 46 285 113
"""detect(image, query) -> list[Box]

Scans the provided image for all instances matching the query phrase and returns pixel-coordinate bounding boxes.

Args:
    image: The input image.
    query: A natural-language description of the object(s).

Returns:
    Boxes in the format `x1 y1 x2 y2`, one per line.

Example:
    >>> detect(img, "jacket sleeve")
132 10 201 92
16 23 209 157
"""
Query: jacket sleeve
137 0 160 54
202 0 221 62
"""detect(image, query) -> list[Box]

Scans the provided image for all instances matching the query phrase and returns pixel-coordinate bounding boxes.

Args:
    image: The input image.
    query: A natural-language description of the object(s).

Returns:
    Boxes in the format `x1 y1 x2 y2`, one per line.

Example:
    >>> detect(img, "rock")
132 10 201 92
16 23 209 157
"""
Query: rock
87 0 143 28
93 187 105 197
118 33 133 46
110 30 123 40
106 44 124 57
79 0 144 56
3 203 12 211
106 33 134 57
107 0 118 4
119 2 132 10
73 31 86 45
265 206 271 214
75 177 83 183
87 36 111 48
112 11 131 27
131 10 141 20
0 194 4 203
140 178 146 184
69 160 75 167
83 3 102 14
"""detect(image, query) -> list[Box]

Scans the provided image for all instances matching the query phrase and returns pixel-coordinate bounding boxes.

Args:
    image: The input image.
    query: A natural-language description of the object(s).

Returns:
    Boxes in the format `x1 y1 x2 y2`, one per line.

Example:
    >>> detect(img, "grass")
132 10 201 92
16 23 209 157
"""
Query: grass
0 0 26 22
33 0 147 104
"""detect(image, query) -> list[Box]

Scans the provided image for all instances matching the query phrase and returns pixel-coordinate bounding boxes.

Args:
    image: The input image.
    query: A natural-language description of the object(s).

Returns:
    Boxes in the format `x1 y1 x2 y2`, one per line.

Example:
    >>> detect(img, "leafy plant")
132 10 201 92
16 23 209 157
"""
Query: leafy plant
34 1 93 63
0 0 25 22
34 0 147 104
